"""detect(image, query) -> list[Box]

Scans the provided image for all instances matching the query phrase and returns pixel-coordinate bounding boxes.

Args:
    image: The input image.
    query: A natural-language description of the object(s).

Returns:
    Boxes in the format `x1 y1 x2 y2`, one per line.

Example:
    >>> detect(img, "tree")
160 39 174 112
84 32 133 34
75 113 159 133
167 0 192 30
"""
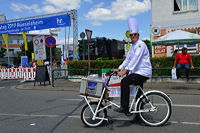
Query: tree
142 39 152 56
0 48 6 58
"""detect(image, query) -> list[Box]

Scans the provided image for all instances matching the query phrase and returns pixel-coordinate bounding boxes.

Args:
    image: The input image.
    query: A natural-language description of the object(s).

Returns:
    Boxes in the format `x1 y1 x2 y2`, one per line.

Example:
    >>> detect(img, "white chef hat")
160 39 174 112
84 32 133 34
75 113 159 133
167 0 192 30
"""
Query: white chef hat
128 17 139 34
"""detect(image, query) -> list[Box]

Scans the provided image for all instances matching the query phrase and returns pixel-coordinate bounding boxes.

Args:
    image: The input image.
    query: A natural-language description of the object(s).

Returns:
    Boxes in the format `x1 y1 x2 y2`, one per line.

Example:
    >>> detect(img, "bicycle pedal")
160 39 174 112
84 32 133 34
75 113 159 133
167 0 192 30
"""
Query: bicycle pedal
107 116 113 124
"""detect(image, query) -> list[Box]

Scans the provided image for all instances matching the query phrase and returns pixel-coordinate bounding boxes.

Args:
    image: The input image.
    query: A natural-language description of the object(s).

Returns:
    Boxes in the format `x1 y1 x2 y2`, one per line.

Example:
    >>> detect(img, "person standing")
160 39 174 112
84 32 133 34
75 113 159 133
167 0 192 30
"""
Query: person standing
114 17 152 116
173 47 194 81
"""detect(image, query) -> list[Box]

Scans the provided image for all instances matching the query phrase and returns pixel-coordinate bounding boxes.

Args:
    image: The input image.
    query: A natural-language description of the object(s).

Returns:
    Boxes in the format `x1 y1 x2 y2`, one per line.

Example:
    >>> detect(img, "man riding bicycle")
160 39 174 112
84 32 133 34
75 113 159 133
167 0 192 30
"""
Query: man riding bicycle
114 17 152 117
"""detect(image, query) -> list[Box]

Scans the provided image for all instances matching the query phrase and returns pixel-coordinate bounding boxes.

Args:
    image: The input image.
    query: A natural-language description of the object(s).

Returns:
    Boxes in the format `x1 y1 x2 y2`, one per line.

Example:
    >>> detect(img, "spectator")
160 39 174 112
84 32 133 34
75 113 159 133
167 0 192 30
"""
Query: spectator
172 49 178 57
173 47 194 81
32 60 38 67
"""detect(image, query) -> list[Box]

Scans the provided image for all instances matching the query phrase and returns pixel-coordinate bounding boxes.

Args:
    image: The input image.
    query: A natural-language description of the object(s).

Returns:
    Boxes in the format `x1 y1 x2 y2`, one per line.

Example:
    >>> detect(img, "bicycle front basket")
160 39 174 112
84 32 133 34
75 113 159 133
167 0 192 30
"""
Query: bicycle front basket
80 78 104 98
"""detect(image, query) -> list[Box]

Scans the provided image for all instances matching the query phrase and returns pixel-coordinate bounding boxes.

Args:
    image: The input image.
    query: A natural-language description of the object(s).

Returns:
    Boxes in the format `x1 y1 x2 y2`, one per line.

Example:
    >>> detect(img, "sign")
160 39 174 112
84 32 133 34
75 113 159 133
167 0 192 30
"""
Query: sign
45 36 56 47
152 26 161 36
153 45 167 57
102 69 136 97
0 14 70 34
33 36 46 60
21 56 28 67
80 32 85 39
34 65 50 86
85 29 92 41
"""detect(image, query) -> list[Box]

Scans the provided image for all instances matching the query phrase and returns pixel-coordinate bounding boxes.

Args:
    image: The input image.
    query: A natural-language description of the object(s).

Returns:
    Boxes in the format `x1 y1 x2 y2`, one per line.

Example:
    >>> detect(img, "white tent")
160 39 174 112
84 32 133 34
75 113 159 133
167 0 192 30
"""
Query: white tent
152 30 200 45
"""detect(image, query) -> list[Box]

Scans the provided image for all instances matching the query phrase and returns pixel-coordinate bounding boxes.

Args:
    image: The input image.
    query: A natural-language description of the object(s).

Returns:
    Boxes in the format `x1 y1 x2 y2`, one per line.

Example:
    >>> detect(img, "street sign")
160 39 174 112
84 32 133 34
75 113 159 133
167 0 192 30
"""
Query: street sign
33 36 46 60
45 36 56 47
80 32 85 39
85 29 92 41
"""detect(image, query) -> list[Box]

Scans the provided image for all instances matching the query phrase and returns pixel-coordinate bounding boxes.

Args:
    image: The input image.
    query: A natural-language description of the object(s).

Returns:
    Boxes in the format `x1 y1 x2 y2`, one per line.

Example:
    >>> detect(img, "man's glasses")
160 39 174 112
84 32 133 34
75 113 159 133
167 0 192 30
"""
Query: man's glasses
130 33 138 37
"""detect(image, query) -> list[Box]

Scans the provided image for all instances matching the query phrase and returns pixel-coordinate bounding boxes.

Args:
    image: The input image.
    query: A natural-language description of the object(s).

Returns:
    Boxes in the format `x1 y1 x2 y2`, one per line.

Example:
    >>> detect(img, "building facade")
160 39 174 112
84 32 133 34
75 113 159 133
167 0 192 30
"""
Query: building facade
151 0 200 57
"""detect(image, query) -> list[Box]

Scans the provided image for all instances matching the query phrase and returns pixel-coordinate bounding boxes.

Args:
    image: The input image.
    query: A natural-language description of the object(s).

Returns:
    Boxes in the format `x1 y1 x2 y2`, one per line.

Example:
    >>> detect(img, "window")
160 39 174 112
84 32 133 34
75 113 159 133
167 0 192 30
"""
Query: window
174 0 197 12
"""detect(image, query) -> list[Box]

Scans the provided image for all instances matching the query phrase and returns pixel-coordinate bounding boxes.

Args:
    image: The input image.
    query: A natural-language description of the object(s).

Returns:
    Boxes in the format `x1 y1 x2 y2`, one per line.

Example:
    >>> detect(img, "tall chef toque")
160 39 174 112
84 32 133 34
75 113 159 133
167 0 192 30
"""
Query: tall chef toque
128 17 139 34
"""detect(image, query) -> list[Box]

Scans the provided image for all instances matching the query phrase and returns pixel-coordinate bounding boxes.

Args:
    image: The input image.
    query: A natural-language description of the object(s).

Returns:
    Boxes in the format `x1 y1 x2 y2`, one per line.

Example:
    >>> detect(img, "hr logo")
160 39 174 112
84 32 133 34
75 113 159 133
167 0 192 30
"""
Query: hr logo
57 18 65 25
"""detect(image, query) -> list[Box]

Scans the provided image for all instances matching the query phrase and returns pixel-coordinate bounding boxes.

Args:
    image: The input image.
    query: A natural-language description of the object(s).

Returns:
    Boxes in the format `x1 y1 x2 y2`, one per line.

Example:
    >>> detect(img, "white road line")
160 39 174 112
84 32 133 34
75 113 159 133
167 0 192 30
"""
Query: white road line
62 99 200 109
0 113 58 118
172 104 200 108
69 115 200 126
182 122 200 125
0 87 5 89
62 99 83 101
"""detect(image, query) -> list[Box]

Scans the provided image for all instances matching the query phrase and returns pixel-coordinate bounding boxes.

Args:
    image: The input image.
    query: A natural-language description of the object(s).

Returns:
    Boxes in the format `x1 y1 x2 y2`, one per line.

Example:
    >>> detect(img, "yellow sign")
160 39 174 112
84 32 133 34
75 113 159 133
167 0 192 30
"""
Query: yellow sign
125 30 130 38
2 34 9 51
22 32 28 51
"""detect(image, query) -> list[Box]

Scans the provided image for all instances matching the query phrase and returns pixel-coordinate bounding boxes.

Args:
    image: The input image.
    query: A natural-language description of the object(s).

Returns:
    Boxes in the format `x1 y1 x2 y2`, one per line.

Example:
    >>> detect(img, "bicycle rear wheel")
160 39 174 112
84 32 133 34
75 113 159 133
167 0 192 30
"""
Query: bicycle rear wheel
137 92 172 126
81 102 107 127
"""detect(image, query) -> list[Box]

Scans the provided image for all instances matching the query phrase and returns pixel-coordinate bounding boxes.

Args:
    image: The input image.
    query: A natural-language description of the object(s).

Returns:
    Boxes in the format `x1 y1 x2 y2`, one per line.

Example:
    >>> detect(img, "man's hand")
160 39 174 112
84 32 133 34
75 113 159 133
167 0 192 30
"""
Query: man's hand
118 69 128 76
191 66 195 69
113 69 120 72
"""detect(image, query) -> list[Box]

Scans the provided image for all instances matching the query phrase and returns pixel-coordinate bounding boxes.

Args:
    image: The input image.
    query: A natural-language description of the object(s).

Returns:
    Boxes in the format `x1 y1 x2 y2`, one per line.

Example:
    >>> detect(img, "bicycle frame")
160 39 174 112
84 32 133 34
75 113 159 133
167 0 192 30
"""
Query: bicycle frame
81 85 159 122
80 72 160 121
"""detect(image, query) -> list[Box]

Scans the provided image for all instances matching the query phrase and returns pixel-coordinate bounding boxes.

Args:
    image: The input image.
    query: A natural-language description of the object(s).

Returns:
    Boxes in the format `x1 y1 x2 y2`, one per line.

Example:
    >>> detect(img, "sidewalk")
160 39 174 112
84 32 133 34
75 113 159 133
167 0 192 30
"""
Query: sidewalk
16 79 200 95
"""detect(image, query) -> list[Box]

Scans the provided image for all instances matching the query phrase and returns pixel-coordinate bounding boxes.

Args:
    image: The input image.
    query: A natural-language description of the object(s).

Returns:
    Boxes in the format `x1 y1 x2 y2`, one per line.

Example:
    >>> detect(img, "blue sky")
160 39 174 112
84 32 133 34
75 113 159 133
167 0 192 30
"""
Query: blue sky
0 0 151 44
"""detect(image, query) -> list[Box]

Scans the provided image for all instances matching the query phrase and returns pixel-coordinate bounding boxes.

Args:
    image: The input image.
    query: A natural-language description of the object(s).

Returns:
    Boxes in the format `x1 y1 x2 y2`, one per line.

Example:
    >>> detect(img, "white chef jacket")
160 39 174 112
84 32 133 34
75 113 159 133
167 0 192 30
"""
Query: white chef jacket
118 40 152 78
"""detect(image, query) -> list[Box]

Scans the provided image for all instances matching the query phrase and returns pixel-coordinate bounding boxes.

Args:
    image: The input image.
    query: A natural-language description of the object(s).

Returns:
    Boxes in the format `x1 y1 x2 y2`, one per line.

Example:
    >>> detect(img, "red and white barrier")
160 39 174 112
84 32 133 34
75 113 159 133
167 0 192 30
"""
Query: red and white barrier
0 67 36 81
23 67 36 81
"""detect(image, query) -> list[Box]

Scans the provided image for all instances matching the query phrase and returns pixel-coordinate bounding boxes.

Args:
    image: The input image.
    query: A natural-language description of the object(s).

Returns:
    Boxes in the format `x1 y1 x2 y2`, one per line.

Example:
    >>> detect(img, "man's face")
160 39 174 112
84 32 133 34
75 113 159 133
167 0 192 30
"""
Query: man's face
130 33 139 43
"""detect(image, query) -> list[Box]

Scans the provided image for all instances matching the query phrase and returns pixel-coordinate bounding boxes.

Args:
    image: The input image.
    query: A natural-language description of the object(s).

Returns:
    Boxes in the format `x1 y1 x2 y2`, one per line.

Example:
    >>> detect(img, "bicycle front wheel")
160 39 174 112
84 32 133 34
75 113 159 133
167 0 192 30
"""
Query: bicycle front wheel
81 102 107 127
137 92 172 126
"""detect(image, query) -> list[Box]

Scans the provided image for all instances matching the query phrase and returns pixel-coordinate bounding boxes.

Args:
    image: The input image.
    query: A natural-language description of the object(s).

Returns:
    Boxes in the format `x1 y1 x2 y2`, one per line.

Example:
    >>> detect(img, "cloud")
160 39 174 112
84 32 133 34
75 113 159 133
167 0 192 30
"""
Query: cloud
10 0 81 14
84 0 93 3
85 0 151 24
11 3 38 12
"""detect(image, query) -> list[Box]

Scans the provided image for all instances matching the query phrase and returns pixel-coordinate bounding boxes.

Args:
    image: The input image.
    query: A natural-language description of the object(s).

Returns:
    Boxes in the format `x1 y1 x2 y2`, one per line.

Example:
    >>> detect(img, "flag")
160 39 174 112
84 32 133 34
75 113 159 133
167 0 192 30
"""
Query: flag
150 25 153 46
2 34 9 51
22 32 28 51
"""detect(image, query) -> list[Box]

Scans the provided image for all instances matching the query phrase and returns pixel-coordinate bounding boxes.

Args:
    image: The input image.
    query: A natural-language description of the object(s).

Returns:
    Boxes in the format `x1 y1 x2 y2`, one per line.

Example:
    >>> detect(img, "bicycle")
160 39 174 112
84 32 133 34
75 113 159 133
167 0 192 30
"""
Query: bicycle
80 71 172 127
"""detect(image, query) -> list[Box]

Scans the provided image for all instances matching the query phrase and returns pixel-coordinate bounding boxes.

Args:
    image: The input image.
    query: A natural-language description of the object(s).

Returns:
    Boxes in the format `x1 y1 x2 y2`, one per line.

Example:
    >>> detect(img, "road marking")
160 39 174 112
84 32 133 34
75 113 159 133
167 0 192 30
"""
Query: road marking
182 122 200 125
62 99 83 101
0 113 58 118
172 104 200 108
62 99 200 109
68 115 200 126
0 87 5 89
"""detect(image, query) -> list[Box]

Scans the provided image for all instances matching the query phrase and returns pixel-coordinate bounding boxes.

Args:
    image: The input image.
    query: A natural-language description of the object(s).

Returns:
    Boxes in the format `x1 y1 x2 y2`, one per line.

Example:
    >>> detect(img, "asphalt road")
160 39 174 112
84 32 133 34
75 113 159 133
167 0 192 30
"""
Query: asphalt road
0 80 199 133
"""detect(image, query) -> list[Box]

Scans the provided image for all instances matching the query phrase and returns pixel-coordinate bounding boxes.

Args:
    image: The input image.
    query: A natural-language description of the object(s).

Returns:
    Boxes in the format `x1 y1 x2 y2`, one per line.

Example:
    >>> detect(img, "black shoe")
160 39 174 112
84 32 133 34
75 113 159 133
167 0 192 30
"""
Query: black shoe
125 111 132 116
114 107 132 116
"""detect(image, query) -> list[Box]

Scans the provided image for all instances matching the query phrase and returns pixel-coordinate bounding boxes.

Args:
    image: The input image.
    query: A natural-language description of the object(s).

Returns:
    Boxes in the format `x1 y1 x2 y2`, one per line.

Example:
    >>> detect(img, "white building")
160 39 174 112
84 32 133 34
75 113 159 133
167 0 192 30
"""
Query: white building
151 0 200 57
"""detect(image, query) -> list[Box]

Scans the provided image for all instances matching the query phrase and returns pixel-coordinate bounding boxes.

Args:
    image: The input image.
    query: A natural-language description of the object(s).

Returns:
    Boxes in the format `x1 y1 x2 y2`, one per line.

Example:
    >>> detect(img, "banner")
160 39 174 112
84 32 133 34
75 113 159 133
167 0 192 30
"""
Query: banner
33 36 46 60
22 32 28 51
0 14 70 34
2 34 8 51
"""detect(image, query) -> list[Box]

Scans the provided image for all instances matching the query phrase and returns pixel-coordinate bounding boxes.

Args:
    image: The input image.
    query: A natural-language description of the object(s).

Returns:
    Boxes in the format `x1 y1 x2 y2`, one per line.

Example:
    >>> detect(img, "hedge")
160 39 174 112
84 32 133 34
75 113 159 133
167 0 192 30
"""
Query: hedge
68 55 200 76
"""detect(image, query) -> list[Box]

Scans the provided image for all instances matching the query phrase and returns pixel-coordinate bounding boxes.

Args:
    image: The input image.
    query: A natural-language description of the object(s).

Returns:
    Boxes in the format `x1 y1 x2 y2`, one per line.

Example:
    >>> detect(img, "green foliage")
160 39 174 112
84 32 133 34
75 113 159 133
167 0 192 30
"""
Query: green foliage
68 55 200 76
0 48 6 58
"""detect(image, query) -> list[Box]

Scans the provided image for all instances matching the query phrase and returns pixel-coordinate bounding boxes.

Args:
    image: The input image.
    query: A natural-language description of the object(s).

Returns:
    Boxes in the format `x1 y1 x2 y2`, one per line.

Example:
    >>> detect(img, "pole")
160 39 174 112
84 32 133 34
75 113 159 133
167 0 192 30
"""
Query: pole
82 39 85 60
7 51 10 67
88 41 90 75
50 47 53 86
